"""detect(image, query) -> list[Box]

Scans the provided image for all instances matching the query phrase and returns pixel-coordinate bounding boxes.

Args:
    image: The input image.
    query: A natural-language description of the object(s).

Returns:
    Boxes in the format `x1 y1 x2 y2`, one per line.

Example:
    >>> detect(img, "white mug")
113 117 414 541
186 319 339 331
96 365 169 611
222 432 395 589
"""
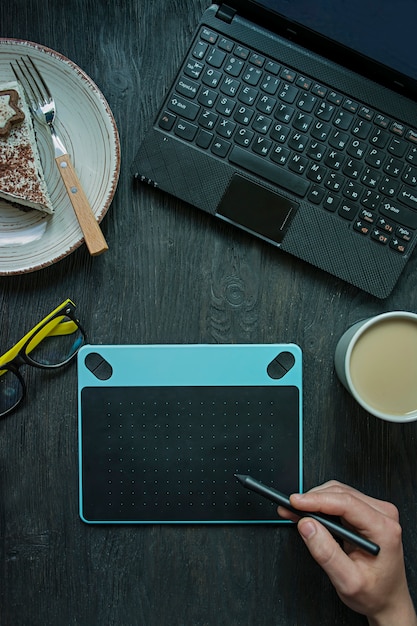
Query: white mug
334 311 417 423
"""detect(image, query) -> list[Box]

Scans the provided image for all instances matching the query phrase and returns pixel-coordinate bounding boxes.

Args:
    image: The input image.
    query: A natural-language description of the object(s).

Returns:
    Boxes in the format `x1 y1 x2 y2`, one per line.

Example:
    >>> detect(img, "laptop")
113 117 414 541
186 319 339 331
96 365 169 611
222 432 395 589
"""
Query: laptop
132 1 417 298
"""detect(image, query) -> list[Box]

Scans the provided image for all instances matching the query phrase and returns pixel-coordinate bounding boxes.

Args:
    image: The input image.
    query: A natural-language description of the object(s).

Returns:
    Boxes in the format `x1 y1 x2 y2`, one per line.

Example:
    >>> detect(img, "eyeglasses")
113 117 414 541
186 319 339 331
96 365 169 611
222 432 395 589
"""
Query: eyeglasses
0 299 87 417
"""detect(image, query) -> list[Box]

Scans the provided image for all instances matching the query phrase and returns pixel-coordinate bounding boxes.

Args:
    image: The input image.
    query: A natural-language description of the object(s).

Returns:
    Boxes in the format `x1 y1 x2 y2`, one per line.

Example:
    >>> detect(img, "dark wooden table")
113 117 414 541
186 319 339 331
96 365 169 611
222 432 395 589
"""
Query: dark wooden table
1 2 417 625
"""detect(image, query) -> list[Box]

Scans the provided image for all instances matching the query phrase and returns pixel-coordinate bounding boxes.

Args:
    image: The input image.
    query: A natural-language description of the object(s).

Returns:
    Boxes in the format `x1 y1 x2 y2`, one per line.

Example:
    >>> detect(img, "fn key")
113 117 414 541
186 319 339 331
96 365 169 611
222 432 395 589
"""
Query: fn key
158 111 176 131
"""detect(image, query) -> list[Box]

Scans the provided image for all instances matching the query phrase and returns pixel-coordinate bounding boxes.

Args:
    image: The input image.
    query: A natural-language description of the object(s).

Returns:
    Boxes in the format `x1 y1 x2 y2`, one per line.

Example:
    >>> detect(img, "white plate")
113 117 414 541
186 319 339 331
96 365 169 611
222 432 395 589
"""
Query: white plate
0 39 121 274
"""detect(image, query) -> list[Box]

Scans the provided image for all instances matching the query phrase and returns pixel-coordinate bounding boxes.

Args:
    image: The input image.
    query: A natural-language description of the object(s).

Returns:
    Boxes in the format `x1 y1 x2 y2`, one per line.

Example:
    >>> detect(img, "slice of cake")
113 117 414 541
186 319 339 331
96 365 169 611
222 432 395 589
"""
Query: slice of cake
0 80 53 214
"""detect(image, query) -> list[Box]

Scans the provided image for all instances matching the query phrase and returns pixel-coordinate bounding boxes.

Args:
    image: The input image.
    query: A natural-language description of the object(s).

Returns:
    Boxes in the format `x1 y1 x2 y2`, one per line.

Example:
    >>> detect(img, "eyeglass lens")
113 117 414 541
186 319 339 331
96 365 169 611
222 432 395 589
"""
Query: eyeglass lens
0 369 24 416
26 316 85 367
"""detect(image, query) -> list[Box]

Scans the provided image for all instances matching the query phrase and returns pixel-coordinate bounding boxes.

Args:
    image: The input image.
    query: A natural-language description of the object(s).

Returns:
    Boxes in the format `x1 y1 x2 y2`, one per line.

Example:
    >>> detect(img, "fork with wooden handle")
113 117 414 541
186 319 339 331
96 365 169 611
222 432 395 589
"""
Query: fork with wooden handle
11 57 108 256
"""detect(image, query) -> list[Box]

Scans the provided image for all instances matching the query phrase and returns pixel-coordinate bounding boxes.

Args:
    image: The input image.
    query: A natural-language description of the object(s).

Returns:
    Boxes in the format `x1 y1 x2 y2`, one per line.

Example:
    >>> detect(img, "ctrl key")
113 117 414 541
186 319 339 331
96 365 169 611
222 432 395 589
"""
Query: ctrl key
158 110 176 131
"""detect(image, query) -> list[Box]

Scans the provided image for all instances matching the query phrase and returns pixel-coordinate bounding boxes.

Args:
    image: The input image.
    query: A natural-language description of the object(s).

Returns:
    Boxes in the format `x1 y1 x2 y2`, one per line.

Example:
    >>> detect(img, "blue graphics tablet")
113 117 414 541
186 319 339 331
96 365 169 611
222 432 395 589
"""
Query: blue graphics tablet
78 344 302 524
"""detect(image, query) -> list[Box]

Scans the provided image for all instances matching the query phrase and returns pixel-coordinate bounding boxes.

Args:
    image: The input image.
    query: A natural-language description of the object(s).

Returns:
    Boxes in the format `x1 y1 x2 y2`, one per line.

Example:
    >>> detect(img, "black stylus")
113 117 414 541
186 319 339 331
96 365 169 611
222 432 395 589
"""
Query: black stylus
235 473 380 556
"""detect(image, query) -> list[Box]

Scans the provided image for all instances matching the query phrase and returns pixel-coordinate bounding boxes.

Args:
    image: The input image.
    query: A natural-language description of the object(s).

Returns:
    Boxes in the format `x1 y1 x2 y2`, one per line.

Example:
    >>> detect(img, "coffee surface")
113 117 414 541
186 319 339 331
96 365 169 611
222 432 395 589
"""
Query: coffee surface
350 318 417 416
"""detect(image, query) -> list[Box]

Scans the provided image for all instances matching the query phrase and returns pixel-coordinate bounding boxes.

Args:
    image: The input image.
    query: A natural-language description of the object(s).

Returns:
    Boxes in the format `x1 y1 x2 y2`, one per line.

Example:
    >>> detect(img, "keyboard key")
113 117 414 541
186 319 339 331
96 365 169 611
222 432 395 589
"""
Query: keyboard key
396 225 413 241
242 66 263 86
328 91 343 105
343 159 362 180
388 138 407 158
278 83 298 103
252 115 272 134
307 163 326 183
288 132 308 152
274 103 294 124
235 45 249 60
174 119 198 141
270 145 290 165
280 68 296 82
308 185 325 203
239 86 258 105
270 123 290 143
402 165 417 186
265 61 280 75
406 129 417 144
333 110 353 130
234 105 253 125
371 228 389 244
261 75 280 95
196 129 213 149
199 109 218 129
296 76 312 90
351 119 371 139
390 237 408 253
220 76 240 97
323 194 340 211
216 96 236 116
184 59 204 79
257 95 277 115
207 47 226 68
375 114 390 129
158 111 176 131
235 128 254 147
380 200 417 229
338 202 357 220
218 37 234 52
212 137 231 157
361 189 382 210
358 106 374 121
202 67 221 88
297 93 317 113
167 95 200 120
193 41 208 60
377 217 394 233
198 88 217 107
359 208 376 223
217 118 236 138
252 136 272 156
176 76 199 98
312 84 327 98
398 185 417 210
288 154 308 174
201 28 218 44
225 57 245 77
249 53 265 67
354 219 371 235
229 146 309 196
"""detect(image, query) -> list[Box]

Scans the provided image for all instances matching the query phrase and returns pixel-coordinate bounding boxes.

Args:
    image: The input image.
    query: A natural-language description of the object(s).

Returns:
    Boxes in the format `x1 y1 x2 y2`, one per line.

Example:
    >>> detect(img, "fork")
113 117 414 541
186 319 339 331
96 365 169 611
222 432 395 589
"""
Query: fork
11 57 109 256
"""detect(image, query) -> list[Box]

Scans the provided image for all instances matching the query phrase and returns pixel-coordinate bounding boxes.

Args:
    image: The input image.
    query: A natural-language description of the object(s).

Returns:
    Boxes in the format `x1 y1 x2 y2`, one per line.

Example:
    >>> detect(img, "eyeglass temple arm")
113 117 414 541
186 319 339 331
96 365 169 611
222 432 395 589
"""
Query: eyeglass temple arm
0 299 78 368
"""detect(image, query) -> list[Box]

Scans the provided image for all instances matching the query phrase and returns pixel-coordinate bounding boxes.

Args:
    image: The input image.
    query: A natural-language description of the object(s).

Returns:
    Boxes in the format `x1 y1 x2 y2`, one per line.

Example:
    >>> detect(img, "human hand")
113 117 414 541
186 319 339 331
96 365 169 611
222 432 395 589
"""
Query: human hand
277 480 417 626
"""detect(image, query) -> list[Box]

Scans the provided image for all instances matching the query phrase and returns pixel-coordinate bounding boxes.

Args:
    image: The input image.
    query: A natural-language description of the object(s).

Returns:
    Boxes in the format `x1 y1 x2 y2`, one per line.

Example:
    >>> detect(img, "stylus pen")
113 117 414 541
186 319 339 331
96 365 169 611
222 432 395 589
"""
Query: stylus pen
234 473 380 556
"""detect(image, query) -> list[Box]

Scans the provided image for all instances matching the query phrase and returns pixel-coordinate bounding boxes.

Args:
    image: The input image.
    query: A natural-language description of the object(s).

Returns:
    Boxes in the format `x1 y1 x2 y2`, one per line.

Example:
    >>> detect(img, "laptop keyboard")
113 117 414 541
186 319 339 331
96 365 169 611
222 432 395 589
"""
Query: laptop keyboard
157 26 417 254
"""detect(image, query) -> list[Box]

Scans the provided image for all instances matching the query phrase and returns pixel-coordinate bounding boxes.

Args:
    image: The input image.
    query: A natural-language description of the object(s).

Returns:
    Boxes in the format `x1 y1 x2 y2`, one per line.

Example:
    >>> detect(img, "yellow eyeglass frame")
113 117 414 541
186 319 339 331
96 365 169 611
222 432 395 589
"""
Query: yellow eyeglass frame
0 298 86 416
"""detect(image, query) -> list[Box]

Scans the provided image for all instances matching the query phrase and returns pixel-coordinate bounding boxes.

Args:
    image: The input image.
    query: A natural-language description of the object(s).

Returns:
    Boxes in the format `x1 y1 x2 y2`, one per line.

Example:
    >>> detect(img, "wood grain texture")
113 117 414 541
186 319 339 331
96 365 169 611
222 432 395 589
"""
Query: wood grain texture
0 1 417 625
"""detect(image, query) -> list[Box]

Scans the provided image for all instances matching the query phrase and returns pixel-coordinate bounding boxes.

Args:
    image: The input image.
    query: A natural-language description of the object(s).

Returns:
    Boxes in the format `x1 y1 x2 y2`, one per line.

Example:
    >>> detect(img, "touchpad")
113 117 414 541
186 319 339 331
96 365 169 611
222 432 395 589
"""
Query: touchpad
216 174 298 244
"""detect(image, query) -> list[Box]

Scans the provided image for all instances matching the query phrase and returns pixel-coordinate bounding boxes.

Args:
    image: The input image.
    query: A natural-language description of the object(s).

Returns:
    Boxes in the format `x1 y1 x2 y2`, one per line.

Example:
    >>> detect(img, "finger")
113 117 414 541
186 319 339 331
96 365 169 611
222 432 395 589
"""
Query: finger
277 505 299 522
289 490 391 537
304 481 398 519
297 517 360 588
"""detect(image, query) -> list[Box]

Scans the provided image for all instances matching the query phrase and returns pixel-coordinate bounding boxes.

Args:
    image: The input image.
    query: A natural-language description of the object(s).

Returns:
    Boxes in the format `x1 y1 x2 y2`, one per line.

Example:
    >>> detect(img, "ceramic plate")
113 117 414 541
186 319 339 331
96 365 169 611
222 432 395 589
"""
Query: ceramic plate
0 39 121 274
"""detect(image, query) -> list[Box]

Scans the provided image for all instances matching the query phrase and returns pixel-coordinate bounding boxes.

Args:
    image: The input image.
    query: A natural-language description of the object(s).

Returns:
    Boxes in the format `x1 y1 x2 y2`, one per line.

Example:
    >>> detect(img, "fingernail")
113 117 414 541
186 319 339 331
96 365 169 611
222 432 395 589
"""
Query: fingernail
299 520 316 539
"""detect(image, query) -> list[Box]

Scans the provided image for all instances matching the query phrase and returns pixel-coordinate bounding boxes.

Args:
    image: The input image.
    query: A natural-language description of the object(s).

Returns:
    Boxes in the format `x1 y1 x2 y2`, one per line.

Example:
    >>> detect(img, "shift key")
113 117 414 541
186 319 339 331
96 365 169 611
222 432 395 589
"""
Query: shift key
229 146 309 196
380 201 417 229
167 94 200 120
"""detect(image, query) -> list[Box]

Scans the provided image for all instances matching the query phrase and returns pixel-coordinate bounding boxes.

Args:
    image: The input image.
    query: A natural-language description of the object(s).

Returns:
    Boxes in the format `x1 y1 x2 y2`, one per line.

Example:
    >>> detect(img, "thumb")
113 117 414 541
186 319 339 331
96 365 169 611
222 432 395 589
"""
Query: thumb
297 518 353 584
